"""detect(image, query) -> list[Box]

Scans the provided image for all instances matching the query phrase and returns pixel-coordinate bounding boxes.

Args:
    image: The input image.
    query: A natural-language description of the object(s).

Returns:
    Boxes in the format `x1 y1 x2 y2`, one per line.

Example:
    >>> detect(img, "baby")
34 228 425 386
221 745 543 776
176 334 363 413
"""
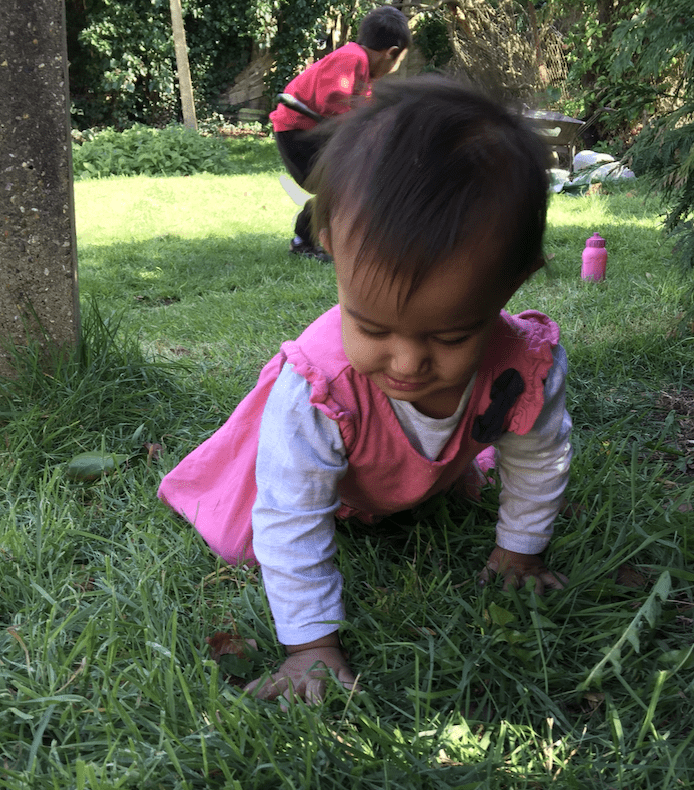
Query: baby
159 76 573 704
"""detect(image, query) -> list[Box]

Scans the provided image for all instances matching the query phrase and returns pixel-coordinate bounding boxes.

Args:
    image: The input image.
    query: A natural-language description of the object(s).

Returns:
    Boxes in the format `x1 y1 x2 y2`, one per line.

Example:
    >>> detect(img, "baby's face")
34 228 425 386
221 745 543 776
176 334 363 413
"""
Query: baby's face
322 224 526 419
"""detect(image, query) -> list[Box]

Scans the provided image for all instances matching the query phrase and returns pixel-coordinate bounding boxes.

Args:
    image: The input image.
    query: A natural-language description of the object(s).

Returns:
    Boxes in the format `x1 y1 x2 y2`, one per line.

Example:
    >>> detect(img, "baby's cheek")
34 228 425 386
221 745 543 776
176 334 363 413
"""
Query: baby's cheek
343 334 373 373
344 346 371 375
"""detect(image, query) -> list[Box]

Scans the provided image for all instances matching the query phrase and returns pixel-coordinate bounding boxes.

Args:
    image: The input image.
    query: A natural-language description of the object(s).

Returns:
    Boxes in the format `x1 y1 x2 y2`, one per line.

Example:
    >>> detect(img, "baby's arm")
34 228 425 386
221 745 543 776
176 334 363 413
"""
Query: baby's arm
247 365 356 703
480 344 572 592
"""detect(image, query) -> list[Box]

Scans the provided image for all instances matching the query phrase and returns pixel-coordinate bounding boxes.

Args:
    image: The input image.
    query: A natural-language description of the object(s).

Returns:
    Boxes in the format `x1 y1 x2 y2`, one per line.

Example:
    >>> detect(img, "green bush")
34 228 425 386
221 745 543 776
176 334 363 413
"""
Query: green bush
628 113 694 269
558 1 643 133
263 0 334 98
71 124 276 179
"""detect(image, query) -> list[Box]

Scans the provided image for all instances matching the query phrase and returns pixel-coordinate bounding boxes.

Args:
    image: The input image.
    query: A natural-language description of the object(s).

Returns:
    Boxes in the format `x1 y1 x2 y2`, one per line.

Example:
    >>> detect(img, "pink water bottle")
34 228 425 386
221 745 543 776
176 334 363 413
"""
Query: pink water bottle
581 233 607 281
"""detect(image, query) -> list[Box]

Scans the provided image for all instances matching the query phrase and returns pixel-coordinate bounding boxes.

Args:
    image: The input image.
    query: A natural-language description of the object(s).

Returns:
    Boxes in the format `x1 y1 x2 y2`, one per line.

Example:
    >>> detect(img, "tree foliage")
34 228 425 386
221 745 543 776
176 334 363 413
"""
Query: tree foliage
67 0 175 127
66 0 258 128
261 0 333 98
537 0 641 137
412 10 453 71
65 0 375 128
444 0 544 101
610 0 694 266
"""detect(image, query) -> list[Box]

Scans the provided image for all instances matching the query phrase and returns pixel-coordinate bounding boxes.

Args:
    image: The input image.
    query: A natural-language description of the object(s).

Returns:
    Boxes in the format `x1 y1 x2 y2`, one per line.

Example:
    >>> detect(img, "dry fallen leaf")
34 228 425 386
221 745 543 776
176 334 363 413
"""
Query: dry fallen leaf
408 626 437 637
616 563 647 589
205 631 259 687
205 631 257 662
658 478 679 489
144 442 163 465
583 692 605 711
560 499 585 519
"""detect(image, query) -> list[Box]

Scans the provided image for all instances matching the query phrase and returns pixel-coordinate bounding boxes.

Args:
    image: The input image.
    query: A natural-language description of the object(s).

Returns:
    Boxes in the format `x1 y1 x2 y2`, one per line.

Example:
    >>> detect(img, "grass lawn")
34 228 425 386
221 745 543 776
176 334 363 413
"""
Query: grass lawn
2 144 694 788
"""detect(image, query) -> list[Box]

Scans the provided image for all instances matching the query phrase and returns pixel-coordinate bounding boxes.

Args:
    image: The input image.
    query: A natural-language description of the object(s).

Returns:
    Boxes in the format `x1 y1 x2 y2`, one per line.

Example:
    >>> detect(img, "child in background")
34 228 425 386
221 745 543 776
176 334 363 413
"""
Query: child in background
270 4 411 261
159 76 573 704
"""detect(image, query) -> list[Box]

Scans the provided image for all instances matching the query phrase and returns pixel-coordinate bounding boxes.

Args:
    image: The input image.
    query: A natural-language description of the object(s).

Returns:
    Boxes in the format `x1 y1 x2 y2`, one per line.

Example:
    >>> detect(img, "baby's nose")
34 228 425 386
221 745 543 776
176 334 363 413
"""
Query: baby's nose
391 340 428 375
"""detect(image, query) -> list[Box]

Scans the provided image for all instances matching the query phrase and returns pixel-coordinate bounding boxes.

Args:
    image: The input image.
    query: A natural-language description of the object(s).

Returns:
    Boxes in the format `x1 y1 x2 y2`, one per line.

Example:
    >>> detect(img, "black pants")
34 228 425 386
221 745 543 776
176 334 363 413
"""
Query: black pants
275 129 322 244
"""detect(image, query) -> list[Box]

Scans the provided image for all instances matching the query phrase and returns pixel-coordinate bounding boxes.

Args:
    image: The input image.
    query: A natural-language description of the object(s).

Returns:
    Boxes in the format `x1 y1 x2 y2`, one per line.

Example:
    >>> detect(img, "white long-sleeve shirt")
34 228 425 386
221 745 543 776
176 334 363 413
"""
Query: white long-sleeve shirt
252 345 572 645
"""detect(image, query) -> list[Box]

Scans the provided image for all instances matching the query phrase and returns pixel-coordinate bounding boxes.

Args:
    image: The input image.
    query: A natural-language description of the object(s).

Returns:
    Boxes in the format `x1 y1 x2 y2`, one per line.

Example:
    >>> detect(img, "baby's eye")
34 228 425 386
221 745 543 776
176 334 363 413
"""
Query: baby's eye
358 325 389 338
432 334 470 346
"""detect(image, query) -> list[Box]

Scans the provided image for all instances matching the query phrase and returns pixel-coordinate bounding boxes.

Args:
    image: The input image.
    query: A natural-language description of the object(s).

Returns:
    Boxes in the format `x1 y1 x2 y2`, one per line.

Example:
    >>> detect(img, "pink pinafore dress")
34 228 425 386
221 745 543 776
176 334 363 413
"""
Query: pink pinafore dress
158 306 559 564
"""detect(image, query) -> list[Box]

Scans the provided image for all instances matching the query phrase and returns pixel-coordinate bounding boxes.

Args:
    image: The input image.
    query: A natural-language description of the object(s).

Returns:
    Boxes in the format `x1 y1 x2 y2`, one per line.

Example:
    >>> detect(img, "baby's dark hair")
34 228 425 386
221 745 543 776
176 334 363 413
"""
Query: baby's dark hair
310 75 550 297
356 5 411 53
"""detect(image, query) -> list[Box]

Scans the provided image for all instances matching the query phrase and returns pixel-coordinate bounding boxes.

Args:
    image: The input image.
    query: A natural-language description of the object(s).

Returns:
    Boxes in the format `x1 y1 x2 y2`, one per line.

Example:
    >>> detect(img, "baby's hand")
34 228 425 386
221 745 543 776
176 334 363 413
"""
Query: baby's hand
244 635 359 706
479 546 568 594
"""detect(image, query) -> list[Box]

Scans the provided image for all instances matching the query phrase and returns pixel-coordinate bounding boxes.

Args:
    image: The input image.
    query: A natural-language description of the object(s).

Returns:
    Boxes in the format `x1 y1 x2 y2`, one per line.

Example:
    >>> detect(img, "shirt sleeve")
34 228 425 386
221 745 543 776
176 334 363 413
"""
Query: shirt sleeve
252 364 349 646
494 344 573 554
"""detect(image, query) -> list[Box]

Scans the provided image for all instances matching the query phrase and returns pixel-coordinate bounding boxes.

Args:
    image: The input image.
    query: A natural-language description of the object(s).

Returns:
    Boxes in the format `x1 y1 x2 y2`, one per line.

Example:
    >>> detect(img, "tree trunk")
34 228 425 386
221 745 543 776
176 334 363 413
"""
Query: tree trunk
169 0 197 130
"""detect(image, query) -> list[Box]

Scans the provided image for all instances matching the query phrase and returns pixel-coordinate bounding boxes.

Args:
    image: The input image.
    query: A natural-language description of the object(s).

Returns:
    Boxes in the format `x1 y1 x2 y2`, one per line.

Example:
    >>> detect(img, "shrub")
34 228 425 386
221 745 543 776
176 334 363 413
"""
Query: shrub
628 112 694 269
71 124 274 179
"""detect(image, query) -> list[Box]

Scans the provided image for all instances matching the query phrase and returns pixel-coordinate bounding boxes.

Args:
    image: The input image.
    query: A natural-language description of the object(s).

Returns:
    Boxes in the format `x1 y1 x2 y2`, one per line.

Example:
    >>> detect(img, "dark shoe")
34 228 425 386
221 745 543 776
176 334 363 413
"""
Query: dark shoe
289 238 332 262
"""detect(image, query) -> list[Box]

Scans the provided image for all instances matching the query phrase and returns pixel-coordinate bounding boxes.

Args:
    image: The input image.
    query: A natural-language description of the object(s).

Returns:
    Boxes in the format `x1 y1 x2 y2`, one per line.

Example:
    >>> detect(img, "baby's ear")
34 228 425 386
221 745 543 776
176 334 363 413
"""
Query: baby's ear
318 228 333 255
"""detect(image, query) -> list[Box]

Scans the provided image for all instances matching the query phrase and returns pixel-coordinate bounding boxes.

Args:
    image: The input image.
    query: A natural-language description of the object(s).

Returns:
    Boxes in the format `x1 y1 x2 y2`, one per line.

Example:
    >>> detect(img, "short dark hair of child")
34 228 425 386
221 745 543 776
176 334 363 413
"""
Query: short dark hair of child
356 5 412 53
310 75 550 300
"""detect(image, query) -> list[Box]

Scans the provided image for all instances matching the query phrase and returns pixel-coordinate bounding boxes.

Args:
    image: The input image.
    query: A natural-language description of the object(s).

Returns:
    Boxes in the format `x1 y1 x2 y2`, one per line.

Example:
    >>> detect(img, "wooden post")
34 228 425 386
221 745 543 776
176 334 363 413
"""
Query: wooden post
0 0 80 378
169 0 198 130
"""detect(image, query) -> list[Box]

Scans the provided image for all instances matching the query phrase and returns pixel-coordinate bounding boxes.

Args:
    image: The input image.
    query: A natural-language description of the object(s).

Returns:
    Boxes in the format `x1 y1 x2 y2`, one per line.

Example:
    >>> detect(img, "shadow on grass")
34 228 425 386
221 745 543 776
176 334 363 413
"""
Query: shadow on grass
78 232 296 305
77 228 339 317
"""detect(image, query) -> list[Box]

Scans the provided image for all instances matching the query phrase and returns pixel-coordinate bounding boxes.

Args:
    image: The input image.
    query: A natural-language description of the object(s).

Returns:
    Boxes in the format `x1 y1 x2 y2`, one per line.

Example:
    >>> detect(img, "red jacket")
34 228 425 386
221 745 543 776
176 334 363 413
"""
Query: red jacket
270 43 371 132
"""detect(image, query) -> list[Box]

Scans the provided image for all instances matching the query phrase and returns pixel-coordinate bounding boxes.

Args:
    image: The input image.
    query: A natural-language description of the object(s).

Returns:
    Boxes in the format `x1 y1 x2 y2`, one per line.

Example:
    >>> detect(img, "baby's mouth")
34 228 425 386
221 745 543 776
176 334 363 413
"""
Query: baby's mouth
383 373 429 392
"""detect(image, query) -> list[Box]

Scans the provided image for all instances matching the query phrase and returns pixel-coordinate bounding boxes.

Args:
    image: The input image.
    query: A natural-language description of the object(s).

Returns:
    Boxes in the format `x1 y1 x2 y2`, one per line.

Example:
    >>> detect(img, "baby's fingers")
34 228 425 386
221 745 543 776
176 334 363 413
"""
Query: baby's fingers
540 569 568 591
519 569 569 595
304 677 327 706
480 560 521 591
336 665 361 693
477 563 495 588
244 672 288 701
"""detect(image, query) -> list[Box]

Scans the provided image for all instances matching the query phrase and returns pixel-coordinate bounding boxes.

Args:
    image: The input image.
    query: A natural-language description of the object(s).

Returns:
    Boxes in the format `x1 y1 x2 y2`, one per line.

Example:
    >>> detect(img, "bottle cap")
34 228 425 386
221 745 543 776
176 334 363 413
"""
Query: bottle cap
586 233 606 248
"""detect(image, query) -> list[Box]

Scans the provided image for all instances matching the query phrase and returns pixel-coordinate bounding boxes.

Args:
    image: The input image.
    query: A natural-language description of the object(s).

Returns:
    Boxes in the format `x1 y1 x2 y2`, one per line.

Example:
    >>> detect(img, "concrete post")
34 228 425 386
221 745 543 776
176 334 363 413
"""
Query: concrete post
0 0 80 378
